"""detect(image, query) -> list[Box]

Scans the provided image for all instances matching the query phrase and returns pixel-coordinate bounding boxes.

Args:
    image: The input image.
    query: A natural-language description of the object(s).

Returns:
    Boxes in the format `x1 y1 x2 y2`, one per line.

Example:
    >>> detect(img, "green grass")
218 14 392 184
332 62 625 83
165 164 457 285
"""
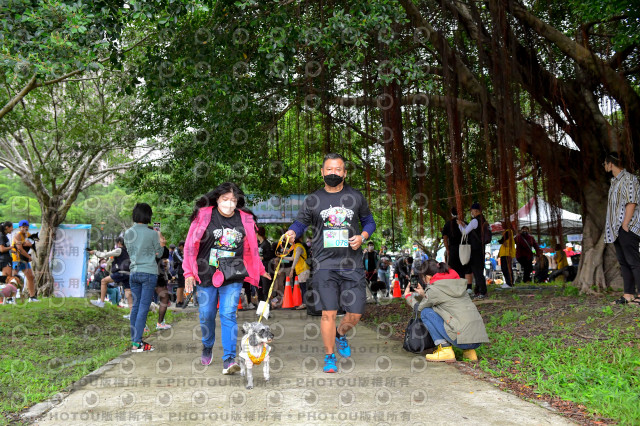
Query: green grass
477 305 640 425
0 298 179 423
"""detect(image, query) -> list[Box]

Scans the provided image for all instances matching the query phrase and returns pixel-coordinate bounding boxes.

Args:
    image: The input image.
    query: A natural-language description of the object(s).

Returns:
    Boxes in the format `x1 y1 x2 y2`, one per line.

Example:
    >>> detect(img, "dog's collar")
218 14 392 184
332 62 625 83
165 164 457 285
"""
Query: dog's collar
248 344 267 365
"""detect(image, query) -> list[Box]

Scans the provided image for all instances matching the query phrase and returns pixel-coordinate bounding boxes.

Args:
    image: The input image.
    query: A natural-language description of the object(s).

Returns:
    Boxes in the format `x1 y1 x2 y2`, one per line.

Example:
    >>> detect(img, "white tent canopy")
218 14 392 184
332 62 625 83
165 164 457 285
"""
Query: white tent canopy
490 197 583 235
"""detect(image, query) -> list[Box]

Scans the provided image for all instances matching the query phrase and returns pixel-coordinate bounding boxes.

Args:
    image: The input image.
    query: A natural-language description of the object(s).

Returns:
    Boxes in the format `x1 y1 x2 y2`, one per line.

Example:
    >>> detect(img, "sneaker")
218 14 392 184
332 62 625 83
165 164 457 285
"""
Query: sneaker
466 288 473 295
335 334 351 358
463 349 478 362
156 322 172 330
201 346 213 366
132 341 154 352
473 294 487 300
222 358 241 375
425 345 456 363
144 326 150 333
90 299 104 308
5 298 15 305
500 283 512 289
28 297 41 303
247 303 256 309
323 353 338 373
123 314 130 319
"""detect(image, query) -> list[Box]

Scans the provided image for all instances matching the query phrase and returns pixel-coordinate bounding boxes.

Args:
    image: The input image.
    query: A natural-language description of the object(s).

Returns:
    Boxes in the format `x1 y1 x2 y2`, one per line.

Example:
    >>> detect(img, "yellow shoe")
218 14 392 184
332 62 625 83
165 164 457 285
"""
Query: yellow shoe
463 349 478 362
425 345 456 363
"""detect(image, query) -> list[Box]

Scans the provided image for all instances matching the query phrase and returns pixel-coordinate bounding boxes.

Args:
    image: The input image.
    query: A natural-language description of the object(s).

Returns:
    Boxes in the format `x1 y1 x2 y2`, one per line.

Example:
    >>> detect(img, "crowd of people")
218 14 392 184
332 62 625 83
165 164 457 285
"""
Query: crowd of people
3 151 637 373
0 220 40 304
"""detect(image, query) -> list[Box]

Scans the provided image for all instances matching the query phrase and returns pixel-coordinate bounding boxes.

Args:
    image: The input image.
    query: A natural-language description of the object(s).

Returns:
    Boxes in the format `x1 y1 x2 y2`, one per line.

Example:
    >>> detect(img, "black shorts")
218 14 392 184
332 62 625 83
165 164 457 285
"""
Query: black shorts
312 268 367 314
176 274 185 289
111 272 130 289
156 275 168 288
0 258 12 270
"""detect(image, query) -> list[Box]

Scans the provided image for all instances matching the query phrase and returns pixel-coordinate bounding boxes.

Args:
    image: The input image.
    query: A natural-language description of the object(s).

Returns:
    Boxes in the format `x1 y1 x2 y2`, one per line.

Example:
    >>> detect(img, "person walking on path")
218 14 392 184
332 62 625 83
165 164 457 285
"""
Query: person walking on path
603 153 640 305
362 241 379 284
154 251 172 330
124 203 166 352
283 153 376 373
183 182 270 373
514 226 540 283
442 207 471 293
404 259 489 362
458 203 491 299
173 241 186 308
377 248 391 296
498 227 516 288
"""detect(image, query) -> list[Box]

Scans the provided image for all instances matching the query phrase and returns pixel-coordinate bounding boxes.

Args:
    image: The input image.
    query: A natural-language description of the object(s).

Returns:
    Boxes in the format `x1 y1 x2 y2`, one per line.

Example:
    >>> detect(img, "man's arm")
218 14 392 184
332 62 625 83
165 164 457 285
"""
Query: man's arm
94 247 122 258
286 195 312 239
359 214 376 240
458 218 478 235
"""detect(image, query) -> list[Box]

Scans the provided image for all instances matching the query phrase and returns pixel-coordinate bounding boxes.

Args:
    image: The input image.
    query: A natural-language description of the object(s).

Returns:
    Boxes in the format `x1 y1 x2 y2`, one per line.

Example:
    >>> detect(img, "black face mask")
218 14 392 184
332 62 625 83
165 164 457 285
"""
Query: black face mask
323 173 344 187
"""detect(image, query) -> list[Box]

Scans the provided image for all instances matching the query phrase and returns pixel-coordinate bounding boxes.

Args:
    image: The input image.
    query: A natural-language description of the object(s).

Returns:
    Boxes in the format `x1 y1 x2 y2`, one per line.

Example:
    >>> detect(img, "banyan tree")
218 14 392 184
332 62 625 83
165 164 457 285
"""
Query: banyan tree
136 0 639 293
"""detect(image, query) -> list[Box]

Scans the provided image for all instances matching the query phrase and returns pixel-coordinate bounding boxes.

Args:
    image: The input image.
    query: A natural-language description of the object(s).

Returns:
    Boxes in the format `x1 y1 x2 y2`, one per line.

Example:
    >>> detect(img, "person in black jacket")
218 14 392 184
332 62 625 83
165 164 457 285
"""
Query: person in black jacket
154 243 172 330
458 202 490 299
441 207 471 292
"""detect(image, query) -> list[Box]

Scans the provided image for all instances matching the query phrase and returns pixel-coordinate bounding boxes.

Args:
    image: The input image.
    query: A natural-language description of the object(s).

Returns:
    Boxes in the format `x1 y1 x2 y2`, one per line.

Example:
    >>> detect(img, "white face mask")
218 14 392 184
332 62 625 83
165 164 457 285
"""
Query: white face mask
219 200 237 215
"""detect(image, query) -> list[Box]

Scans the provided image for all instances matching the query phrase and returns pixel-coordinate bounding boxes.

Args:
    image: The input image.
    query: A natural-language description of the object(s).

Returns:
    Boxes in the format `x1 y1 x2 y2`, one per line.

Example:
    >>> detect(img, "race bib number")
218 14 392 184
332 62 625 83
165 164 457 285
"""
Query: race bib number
209 248 235 267
323 230 349 248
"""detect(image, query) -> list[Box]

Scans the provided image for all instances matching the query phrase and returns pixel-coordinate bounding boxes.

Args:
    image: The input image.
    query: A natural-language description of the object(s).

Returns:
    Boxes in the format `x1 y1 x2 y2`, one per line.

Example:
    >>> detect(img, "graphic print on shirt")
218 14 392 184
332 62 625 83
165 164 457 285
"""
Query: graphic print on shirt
320 206 354 248
209 228 243 267
320 206 354 228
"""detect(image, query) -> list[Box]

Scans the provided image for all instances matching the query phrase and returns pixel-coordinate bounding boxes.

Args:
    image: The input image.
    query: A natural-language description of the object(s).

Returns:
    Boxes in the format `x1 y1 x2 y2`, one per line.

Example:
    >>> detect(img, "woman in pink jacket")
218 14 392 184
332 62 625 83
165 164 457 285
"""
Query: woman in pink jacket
183 182 270 374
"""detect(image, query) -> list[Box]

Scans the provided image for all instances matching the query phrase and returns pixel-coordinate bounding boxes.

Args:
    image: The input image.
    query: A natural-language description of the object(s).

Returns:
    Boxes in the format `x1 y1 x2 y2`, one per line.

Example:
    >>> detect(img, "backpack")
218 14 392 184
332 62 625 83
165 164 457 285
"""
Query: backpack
481 220 492 245
402 303 435 353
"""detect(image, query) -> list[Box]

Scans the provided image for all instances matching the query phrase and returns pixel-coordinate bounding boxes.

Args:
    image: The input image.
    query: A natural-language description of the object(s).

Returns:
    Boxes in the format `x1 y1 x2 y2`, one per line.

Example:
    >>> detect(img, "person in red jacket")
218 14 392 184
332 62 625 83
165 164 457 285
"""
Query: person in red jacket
514 226 540 283
183 182 271 373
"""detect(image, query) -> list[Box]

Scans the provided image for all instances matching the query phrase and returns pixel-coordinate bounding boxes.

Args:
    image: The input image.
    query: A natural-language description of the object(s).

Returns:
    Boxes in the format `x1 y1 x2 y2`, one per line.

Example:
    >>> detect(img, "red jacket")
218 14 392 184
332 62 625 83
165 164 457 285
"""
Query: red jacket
429 270 460 284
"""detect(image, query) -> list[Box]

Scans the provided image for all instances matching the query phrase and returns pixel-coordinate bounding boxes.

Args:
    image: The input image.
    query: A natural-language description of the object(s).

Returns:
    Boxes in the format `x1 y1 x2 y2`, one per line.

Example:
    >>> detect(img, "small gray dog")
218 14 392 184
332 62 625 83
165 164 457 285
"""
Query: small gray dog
239 322 274 389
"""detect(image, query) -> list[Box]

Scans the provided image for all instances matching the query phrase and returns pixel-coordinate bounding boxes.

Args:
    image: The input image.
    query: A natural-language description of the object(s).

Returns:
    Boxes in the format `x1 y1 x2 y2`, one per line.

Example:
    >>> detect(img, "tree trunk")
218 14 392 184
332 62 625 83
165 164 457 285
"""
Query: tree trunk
34 208 61 296
573 179 623 293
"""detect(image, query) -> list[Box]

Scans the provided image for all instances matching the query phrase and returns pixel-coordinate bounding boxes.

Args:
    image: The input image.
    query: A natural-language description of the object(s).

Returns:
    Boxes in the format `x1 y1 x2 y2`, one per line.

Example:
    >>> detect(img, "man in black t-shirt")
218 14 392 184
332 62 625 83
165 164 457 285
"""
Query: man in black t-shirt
284 153 376 374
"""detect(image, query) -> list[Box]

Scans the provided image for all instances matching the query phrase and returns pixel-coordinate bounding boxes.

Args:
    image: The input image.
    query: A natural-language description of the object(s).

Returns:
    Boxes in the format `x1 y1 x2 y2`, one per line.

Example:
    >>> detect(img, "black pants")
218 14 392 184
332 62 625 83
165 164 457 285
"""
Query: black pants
471 249 486 295
517 256 534 283
500 256 514 287
613 229 640 295
534 268 549 283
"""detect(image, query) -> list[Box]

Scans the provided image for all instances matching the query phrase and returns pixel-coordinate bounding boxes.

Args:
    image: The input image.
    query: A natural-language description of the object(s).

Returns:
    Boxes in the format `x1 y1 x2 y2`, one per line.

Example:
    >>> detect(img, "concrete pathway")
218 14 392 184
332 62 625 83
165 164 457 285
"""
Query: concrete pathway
32 308 572 425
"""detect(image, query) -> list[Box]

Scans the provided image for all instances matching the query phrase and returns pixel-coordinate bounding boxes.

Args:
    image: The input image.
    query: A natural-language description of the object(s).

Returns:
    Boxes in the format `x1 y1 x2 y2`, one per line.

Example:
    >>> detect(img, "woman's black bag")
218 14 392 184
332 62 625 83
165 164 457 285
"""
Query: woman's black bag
402 303 435 353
